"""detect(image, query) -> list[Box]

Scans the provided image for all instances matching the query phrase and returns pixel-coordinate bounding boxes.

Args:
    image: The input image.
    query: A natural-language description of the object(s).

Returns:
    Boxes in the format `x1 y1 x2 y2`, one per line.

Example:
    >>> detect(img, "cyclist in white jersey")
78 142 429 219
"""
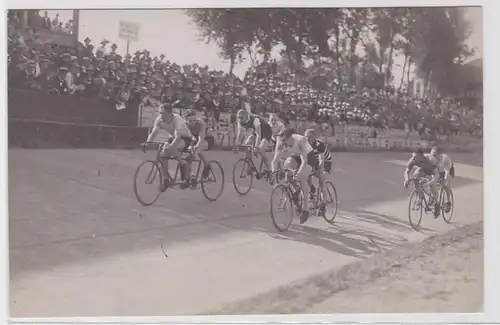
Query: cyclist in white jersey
272 129 320 223
142 102 194 189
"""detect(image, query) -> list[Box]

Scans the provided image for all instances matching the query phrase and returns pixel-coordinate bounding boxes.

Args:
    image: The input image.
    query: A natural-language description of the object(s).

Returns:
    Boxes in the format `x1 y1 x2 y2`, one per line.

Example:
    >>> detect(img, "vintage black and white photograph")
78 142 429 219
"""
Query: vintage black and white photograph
7 5 484 318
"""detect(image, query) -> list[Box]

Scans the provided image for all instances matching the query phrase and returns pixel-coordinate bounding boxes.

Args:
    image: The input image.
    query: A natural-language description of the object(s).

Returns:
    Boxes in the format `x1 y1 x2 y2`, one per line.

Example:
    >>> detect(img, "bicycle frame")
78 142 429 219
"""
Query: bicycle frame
236 145 266 177
410 178 438 211
144 142 209 188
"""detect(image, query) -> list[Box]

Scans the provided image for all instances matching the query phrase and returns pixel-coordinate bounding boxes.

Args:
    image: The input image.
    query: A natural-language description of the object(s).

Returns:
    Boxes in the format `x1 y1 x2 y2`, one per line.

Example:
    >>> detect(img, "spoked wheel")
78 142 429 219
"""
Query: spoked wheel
201 160 225 202
270 184 294 232
133 160 164 206
440 186 454 224
408 189 424 230
321 181 339 224
232 158 254 196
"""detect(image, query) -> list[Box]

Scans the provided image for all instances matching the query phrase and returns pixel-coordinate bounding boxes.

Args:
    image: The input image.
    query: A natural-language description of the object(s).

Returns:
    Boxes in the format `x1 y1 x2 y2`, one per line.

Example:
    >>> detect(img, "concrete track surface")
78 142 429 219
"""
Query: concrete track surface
8 149 483 317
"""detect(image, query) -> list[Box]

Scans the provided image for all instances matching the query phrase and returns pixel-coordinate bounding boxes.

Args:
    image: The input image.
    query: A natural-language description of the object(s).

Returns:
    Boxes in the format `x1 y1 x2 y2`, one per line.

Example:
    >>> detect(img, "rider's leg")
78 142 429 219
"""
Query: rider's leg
164 139 188 184
195 140 210 178
298 163 313 221
258 138 271 172
429 171 440 216
243 134 256 159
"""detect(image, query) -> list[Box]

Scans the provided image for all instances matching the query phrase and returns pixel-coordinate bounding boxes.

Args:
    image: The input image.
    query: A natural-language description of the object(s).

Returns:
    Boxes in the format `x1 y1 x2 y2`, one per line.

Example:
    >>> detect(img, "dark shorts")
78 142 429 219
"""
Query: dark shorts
292 151 320 170
323 161 332 173
260 122 273 141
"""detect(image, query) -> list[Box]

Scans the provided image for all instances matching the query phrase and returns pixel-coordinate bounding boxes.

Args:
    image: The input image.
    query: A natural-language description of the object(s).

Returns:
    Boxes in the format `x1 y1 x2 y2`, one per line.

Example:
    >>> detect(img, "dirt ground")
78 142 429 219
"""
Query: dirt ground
308 227 483 313
212 222 483 314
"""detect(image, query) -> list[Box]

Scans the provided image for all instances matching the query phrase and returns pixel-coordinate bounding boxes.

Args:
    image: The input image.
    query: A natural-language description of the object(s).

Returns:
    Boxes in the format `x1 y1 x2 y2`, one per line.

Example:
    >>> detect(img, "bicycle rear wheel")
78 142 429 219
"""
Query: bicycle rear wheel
270 184 294 232
321 181 338 224
201 160 225 202
232 158 254 195
440 186 454 224
408 189 423 230
133 160 164 206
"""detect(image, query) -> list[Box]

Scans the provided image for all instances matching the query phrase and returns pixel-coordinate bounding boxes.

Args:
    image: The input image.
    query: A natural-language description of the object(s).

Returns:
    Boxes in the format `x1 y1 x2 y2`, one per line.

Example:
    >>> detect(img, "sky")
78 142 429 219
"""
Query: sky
47 7 483 82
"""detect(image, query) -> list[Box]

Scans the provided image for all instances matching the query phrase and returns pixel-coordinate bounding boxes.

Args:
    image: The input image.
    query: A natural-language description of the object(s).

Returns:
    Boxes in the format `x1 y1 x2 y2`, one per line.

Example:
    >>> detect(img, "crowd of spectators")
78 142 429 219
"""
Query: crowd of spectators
7 10 482 138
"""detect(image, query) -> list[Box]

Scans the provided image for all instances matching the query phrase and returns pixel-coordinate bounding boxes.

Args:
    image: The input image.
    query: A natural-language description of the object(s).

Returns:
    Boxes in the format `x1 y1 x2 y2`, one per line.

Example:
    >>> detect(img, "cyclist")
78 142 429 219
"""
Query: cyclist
429 146 454 212
234 109 273 178
304 128 332 217
403 148 441 218
184 109 211 186
271 129 320 224
142 101 193 189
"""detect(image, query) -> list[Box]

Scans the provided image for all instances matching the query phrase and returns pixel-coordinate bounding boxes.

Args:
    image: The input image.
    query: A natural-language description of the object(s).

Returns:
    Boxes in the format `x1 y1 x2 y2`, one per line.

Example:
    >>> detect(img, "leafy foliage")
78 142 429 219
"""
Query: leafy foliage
186 7 478 96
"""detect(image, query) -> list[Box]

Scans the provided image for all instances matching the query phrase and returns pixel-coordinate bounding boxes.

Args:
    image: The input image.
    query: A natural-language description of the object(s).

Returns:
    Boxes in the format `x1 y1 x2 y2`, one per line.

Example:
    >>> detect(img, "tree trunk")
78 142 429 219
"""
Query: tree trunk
335 23 342 84
406 59 412 90
229 56 235 75
399 54 408 90
385 30 395 88
349 28 360 87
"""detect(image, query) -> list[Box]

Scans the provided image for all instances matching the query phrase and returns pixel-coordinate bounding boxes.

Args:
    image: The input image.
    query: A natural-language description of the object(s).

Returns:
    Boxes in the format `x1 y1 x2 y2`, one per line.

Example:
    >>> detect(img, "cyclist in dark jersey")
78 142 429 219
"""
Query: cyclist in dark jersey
234 109 273 177
184 109 210 188
404 148 441 217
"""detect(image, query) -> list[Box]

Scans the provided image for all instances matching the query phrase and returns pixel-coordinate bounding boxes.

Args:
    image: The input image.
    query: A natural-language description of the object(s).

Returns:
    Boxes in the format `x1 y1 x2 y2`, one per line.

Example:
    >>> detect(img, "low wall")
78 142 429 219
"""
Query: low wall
9 119 148 149
8 88 139 127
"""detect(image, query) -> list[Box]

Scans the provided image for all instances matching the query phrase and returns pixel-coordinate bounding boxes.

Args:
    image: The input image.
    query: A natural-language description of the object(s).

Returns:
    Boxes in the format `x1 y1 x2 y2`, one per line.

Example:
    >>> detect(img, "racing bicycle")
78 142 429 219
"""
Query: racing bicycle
269 168 338 232
407 177 454 230
133 141 224 206
232 144 272 195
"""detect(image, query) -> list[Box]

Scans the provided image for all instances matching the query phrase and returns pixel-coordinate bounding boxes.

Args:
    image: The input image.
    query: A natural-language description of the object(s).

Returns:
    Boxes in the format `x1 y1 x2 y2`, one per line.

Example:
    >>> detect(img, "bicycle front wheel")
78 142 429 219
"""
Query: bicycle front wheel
321 181 339 224
133 160 164 206
440 186 454 224
270 184 294 232
232 158 254 195
201 160 225 202
408 189 423 230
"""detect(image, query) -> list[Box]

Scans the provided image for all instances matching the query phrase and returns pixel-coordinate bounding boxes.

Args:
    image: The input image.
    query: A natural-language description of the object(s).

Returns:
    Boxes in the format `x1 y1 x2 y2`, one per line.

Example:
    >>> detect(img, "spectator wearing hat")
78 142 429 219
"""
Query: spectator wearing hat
96 40 109 58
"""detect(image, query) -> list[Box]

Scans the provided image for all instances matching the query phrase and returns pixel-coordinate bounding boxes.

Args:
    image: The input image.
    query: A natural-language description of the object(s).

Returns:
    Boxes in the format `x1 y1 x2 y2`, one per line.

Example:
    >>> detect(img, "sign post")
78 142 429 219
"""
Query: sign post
118 20 140 124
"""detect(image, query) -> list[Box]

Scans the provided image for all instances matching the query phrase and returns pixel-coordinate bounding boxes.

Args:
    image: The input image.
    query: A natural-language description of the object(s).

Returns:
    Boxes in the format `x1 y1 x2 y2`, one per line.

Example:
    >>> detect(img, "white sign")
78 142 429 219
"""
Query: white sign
119 21 140 41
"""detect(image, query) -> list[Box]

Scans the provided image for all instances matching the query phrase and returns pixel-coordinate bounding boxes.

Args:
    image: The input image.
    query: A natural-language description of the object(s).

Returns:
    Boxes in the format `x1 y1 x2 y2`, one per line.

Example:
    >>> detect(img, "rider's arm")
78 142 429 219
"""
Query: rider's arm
297 137 310 176
271 141 284 173
197 119 206 144
442 155 453 180
404 158 415 182
253 119 261 148
235 122 243 146
316 141 326 167
146 117 161 142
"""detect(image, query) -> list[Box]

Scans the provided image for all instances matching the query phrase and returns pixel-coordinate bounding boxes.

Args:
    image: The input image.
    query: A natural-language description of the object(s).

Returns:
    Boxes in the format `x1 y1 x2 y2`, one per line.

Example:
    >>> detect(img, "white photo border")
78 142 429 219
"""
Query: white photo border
1 0 496 324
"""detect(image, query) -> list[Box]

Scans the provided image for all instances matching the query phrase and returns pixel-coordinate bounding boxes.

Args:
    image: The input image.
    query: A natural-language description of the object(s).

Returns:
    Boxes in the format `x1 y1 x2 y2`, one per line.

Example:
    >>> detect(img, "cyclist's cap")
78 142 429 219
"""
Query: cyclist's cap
413 148 424 155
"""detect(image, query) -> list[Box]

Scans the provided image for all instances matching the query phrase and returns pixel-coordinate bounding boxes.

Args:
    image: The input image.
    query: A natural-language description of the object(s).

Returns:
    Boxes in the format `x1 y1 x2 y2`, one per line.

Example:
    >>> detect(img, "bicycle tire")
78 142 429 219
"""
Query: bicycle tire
270 183 294 232
440 186 454 224
408 189 423 230
201 160 225 202
133 160 164 206
232 158 254 196
321 181 339 224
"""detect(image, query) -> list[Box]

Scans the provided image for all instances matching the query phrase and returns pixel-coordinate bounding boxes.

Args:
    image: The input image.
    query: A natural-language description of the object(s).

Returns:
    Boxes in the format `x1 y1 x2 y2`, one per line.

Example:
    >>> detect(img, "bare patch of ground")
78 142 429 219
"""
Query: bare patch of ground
209 222 483 314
